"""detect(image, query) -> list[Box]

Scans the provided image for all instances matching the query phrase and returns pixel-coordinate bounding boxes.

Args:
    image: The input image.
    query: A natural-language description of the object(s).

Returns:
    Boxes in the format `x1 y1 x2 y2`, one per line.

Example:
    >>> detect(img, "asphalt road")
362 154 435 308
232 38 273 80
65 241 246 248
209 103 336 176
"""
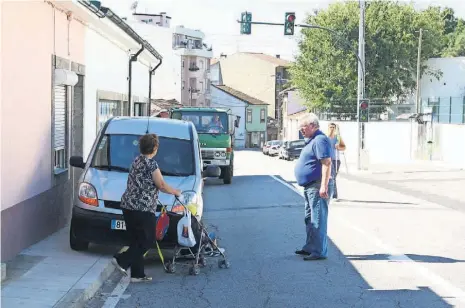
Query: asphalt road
86 150 465 308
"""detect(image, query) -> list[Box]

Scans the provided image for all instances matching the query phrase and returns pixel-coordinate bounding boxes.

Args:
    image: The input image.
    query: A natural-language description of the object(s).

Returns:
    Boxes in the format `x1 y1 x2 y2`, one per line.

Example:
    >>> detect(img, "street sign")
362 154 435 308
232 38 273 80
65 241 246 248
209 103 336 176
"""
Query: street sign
240 12 252 35
284 12 295 35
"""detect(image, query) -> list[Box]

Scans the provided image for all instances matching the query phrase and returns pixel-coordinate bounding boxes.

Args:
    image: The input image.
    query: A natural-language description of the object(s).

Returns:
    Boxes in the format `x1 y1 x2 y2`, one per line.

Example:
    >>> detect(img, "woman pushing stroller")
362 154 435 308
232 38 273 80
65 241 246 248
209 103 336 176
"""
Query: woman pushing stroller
112 133 181 282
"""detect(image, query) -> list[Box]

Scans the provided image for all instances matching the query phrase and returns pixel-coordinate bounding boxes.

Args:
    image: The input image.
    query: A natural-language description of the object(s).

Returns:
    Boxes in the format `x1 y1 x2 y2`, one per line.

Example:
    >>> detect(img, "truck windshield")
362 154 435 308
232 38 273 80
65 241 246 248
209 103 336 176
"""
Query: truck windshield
173 112 228 134
91 134 195 176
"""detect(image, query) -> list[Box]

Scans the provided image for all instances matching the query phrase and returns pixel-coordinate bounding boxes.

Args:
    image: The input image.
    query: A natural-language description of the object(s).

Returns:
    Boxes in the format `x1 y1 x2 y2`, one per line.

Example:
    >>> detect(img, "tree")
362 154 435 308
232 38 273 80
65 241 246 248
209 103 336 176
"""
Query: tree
289 1 448 111
441 8 465 57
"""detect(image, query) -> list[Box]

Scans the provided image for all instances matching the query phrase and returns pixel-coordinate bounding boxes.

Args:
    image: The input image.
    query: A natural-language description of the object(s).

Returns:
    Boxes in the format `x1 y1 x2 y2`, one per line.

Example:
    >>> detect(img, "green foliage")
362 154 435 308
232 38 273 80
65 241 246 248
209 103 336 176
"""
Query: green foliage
290 1 462 110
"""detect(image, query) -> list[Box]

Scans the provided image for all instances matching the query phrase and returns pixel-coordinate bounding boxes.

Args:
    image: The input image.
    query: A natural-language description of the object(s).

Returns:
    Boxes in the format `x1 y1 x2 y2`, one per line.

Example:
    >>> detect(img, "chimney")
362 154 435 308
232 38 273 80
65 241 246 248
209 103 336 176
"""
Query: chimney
276 55 280 59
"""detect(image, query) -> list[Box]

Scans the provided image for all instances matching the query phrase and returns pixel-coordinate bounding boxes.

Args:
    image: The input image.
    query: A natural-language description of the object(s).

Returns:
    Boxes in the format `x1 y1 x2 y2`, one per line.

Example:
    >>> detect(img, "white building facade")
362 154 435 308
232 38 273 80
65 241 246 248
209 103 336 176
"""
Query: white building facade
173 26 213 106
83 11 160 159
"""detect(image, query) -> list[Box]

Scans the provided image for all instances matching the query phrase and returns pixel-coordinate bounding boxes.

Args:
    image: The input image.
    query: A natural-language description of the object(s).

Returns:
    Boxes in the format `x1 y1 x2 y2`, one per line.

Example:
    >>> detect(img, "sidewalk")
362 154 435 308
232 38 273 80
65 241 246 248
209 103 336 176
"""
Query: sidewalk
336 159 465 213
1 227 118 308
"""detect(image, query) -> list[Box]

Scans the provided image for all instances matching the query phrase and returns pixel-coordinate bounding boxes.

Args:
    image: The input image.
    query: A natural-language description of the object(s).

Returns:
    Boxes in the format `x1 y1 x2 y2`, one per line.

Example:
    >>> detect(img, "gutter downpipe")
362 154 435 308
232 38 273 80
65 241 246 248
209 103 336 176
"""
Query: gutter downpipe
128 46 144 116
148 58 163 116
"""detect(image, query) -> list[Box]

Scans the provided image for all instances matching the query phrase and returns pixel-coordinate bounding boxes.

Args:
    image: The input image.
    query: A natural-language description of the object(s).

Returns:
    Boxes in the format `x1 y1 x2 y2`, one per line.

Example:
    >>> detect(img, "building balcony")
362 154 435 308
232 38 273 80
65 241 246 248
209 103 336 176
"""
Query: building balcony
174 47 213 59
189 65 200 72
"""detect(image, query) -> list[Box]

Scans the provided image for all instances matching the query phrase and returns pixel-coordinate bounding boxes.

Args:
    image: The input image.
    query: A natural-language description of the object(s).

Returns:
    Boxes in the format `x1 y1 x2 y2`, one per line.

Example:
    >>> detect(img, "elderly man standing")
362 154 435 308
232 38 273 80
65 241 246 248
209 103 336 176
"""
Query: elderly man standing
294 113 332 261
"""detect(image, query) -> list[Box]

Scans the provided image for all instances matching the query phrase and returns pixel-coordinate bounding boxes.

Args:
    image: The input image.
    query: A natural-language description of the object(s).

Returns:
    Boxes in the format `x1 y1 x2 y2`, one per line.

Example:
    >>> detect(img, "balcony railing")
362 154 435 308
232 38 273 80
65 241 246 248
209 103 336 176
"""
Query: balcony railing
189 65 200 72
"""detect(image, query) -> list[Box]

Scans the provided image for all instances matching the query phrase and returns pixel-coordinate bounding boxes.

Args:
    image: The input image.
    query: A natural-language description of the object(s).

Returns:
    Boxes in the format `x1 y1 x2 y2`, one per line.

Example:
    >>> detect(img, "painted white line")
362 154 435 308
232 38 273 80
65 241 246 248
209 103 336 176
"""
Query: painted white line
269 175 465 304
101 275 131 308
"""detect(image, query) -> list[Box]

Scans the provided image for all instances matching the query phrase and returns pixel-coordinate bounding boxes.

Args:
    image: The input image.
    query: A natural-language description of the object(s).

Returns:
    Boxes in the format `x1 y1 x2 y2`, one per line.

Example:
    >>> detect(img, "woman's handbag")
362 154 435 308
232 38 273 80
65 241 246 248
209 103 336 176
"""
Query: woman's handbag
177 209 197 247
155 207 170 241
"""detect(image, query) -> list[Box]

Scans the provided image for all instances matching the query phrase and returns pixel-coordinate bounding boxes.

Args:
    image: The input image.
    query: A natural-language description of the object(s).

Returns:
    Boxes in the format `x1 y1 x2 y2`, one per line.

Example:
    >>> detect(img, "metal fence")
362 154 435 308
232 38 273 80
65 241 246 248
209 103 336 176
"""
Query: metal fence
420 96 465 124
315 96 465 124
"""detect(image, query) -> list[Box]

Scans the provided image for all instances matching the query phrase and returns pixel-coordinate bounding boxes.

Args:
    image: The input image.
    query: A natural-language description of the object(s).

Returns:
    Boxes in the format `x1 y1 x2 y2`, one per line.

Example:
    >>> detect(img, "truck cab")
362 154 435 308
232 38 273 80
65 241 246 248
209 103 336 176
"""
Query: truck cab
170 107 239 184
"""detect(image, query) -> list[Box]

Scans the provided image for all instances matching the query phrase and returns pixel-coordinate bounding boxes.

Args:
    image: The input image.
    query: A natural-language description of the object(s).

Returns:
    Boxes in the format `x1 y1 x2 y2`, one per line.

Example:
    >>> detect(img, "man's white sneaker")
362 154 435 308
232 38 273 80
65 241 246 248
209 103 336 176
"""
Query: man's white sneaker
130 276 152 283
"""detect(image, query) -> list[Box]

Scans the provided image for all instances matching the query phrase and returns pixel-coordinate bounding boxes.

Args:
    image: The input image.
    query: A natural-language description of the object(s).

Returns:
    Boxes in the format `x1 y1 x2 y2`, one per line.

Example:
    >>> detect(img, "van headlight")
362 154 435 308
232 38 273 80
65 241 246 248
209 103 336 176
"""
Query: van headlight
172 191 201 215
78 182 99 206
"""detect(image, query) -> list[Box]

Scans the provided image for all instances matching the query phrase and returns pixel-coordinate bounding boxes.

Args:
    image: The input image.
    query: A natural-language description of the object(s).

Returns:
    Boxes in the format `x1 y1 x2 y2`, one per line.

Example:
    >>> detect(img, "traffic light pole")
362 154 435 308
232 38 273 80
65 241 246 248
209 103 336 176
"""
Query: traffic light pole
236 21 365 76
356 1 366 171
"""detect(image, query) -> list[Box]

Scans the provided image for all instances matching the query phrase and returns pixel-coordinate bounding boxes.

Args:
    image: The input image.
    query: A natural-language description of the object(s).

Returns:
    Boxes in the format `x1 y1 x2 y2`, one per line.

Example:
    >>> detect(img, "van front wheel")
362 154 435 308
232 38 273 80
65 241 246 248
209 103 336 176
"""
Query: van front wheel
70 220 89 251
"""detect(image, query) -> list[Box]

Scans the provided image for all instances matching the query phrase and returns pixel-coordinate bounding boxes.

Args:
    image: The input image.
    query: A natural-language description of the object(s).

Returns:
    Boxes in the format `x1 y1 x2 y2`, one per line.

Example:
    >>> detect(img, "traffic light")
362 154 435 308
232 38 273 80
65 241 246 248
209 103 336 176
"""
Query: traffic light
240 12 252 35
359 99 369 122
284 12 296 35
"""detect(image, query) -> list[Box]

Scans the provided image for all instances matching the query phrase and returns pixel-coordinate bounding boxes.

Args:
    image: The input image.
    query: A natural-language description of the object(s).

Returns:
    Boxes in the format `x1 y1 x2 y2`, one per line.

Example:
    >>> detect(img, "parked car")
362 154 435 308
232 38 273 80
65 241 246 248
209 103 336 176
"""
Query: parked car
68 117 220 251
278 141 289 159
268 140 283 156
262 141 272 155
280 139 306 160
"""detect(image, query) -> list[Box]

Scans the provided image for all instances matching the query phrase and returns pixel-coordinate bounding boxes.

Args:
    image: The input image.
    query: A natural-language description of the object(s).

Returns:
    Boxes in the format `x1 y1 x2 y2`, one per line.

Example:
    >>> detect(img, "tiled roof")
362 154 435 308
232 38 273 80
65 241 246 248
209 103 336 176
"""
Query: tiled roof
212 85 268 105
243 52 291 67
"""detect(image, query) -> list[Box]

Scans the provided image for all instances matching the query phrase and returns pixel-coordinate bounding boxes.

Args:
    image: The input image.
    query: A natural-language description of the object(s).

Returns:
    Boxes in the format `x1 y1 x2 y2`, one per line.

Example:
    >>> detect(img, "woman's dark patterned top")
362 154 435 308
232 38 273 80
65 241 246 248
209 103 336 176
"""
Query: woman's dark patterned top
120 155 159 213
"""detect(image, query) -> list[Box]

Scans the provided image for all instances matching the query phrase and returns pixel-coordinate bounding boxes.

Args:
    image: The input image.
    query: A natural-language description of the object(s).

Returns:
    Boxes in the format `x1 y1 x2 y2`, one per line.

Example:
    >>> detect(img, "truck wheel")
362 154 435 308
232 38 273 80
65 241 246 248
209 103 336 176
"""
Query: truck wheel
223 166 232 184
70 220 89 251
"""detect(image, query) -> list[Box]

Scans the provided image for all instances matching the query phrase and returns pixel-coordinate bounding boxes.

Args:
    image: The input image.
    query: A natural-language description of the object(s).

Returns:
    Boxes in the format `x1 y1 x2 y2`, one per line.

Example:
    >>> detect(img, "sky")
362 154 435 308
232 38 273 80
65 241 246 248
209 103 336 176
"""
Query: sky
102 0 465 62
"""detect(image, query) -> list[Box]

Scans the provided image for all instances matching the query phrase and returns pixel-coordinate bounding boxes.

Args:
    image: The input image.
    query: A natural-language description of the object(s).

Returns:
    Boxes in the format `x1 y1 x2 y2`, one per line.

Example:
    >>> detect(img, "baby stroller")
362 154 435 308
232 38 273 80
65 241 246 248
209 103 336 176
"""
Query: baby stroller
155 197 230 276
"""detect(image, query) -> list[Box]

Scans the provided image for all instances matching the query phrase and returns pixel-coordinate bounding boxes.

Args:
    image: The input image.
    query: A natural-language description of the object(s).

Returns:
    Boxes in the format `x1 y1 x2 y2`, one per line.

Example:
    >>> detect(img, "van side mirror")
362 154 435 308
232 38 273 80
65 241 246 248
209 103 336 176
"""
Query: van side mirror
70 156 85 169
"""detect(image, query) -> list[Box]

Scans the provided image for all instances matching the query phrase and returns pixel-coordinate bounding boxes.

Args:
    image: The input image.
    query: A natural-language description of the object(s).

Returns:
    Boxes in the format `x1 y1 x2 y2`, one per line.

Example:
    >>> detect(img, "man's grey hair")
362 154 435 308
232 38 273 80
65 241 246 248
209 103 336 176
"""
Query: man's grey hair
299 112 320 128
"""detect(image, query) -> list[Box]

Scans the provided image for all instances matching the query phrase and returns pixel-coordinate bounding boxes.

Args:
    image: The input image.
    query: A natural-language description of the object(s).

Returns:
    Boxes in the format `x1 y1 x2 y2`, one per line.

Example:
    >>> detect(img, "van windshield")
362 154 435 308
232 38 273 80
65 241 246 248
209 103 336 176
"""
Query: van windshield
172 111 228 134
91 134 195 176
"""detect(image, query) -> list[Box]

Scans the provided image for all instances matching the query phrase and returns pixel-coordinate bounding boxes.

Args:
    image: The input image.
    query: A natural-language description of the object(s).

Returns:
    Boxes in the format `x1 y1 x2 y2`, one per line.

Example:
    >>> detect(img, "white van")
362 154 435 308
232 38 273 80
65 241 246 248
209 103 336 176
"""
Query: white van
68 117 220 251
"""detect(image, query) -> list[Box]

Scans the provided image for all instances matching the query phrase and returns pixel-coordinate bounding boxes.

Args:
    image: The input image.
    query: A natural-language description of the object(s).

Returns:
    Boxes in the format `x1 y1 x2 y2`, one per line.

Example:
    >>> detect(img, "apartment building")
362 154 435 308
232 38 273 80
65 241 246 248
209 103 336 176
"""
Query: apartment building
173 26 213 106
128 14 213 107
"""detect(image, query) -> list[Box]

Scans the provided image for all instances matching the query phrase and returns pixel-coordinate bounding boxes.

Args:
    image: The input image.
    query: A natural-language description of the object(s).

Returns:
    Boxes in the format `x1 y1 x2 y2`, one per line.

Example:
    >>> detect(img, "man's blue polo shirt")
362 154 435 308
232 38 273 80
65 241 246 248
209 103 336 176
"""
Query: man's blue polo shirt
294 129 332 187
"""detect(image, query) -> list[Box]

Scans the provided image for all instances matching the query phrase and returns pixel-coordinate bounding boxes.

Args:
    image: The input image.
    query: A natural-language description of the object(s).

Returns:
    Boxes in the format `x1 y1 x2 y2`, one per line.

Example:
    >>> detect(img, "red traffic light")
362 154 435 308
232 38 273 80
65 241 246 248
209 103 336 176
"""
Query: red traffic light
287 14 296 22
360 102 368 110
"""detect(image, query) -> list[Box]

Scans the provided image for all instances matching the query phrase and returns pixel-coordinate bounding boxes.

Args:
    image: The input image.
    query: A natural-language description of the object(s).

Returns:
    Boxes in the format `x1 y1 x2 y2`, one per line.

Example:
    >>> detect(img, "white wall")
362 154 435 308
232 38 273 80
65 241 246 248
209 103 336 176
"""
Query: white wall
211 86 246 148
83 28 151 159
210 62 221 85
128 21 181 101
319 120 465 168
420 57 465 99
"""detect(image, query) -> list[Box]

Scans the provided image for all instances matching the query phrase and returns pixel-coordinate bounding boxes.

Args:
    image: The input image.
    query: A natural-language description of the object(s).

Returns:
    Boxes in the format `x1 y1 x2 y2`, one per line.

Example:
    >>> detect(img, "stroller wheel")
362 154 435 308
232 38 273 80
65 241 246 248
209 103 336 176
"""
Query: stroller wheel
164 261 176 274
189 265 200 276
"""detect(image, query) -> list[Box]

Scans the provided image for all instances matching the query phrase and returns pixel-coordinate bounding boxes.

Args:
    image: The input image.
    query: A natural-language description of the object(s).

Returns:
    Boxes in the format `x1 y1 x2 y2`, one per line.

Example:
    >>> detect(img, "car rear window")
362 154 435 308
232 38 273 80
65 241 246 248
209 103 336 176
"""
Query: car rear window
289 140 305 147
91 134 195 176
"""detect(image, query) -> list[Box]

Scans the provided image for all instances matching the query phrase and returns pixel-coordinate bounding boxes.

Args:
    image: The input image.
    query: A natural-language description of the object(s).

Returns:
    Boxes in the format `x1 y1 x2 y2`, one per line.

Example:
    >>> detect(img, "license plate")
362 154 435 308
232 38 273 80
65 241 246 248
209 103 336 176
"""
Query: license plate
111 220 126 230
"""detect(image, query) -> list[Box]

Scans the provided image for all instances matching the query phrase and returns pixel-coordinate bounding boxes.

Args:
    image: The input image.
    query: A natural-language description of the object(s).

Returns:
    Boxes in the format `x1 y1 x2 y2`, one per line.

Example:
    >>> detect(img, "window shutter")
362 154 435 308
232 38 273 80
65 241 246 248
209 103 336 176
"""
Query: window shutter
54 85 67 150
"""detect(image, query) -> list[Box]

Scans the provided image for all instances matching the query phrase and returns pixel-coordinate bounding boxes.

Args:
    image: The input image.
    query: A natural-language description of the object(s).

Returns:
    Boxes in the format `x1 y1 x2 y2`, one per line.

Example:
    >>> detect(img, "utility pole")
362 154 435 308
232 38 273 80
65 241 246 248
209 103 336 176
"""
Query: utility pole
356 0 366 170
415 28 423 114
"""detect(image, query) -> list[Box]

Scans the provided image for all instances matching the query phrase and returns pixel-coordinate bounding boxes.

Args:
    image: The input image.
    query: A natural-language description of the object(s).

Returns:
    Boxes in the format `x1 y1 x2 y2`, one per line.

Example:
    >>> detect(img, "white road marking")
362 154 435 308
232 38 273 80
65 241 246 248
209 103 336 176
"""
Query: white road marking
101 275 130 308
269 175 465 305
101 248 130 308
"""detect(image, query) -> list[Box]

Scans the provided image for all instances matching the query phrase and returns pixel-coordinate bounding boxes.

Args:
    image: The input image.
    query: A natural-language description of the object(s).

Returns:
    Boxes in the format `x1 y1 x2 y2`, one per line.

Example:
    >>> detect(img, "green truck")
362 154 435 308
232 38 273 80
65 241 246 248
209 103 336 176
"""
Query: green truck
170 107 240 184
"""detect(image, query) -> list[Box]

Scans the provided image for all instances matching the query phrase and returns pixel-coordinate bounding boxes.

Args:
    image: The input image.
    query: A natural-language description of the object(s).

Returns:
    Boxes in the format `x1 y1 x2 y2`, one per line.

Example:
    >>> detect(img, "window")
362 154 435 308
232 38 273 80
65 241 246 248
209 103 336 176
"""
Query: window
98 100 120 130
182 59 185 68
199 81 204 92
182 81 185 90
53 84 68 173
260 108 266 123
247 109 252 123
91 135 195 176
199 60 204 69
